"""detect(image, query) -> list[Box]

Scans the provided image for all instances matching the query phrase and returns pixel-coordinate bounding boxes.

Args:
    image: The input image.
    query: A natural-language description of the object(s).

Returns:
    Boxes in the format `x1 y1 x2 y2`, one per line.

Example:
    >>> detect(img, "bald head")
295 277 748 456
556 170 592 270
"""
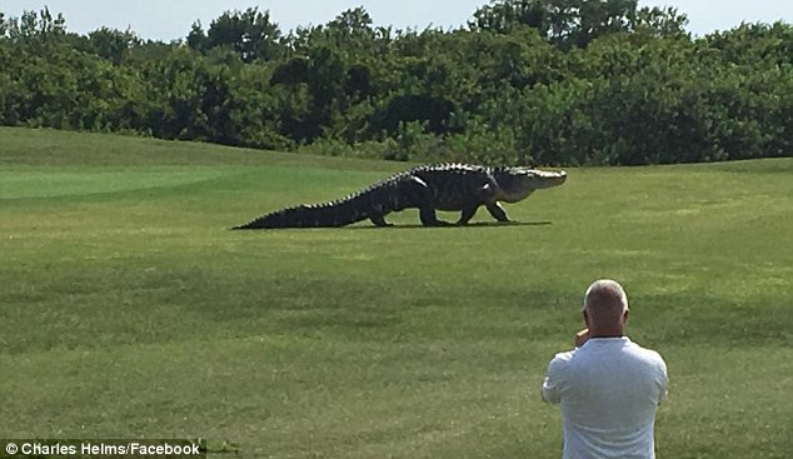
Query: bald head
583 280 629 334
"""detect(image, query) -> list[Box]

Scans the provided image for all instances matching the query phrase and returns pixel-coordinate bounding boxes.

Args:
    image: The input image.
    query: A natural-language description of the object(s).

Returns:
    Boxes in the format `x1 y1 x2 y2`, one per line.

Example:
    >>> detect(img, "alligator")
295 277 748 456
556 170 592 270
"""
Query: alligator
232 163 567 229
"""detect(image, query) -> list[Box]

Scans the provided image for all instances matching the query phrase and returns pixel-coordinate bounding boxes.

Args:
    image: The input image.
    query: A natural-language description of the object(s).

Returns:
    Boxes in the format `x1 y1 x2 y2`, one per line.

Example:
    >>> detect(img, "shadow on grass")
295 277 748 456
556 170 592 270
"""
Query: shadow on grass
348 220 553 230
230 221 553 231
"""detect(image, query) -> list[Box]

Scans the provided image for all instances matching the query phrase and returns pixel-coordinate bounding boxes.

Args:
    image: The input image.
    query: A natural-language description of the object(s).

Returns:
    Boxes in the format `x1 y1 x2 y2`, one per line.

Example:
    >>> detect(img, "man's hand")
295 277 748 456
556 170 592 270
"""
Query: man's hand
575 328 590 347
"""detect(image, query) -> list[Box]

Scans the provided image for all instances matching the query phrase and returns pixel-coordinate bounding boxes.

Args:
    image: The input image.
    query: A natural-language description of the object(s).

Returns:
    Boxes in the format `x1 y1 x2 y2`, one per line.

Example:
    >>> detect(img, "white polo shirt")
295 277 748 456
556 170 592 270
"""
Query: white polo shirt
542 337 668 459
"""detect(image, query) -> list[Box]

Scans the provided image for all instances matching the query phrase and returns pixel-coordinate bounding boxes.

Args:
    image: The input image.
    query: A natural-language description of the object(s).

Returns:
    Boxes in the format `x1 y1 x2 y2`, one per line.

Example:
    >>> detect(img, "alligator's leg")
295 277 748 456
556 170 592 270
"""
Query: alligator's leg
398 175 450 227
369 215 392 227
457 204 481 225
485 202 512 223
419 207 451 226
417 194 451 226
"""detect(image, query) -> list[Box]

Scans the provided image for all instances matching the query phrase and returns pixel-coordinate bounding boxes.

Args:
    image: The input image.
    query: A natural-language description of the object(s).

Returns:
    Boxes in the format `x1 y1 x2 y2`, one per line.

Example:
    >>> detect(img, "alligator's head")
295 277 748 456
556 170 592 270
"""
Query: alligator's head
493 167 567 202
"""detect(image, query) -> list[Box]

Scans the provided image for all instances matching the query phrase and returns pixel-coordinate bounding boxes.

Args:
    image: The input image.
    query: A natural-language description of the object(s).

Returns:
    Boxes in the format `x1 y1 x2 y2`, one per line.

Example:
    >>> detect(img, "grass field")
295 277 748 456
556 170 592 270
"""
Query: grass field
0 127 791 458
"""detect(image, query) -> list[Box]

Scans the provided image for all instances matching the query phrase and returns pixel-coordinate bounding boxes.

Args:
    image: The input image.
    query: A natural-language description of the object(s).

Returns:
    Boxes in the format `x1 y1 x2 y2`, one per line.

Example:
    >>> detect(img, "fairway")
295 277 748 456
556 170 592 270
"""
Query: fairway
0 127 791 458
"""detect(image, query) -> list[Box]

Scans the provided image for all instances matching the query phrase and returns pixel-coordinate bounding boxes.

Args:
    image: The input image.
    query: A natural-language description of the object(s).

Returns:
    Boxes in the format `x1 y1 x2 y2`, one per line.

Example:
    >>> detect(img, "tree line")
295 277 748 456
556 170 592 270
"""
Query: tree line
1 1 792 166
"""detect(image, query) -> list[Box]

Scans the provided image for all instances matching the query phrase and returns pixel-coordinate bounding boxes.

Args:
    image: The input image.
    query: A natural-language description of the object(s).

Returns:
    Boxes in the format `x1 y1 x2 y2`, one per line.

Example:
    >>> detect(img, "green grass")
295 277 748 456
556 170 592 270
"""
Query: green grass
0 127 791 458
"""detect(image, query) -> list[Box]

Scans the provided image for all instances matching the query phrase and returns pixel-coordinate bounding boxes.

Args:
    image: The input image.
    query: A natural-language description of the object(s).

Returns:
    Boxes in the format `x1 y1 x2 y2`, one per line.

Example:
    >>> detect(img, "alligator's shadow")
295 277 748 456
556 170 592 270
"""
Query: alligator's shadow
230 221 551 231
347 221 552 230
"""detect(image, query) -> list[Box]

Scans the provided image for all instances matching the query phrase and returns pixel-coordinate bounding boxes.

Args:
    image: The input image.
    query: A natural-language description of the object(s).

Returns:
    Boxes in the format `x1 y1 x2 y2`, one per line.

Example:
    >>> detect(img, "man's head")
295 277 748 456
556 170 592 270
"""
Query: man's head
582 279 629 336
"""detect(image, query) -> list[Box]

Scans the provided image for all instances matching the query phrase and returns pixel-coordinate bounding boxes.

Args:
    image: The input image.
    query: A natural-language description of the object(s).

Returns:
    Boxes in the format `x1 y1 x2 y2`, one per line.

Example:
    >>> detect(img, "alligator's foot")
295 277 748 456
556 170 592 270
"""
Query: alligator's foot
370 216 393 227
419 207 452 227
422 219 453 227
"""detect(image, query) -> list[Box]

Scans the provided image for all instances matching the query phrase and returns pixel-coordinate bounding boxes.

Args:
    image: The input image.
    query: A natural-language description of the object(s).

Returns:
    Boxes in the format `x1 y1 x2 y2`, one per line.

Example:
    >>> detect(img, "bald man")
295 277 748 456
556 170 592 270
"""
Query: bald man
542 280 668 459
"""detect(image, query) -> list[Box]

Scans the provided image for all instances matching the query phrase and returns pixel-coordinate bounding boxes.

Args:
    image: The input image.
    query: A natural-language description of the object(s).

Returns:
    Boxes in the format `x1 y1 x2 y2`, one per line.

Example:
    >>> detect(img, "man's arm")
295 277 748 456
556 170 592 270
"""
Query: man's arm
657 354 669 404
541 329 586 403
541 353 570 404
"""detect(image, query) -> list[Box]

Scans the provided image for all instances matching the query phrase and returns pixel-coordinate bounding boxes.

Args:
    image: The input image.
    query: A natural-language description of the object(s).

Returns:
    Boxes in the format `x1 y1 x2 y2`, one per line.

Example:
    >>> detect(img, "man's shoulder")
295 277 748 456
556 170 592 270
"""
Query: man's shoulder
551 349 577 364
626 340 667 368
547 349 577 373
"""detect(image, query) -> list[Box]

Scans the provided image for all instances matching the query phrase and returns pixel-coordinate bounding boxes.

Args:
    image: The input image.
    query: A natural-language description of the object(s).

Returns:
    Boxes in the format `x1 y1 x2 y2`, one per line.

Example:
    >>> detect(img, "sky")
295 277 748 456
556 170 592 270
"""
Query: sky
2 0 793 41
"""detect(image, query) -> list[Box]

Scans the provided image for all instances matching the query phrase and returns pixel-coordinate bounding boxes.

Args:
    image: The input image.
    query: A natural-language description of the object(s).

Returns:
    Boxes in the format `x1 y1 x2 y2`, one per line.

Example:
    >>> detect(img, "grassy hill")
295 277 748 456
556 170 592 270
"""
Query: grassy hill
0 127 791 458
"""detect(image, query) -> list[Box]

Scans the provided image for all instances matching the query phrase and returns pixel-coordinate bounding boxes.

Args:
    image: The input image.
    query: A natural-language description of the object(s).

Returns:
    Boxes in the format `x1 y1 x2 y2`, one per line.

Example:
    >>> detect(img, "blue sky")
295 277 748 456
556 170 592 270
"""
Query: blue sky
3 1 792 41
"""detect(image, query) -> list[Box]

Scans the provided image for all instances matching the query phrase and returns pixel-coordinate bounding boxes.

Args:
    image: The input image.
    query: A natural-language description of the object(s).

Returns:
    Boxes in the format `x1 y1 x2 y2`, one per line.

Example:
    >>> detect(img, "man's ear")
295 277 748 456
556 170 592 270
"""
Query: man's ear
623 309 630 323
583 310 590 326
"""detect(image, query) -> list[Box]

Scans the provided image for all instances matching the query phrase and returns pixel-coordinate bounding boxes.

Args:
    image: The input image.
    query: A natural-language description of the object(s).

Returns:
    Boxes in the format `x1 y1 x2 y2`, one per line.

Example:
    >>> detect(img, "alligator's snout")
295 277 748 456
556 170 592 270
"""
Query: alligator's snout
537 169 567 187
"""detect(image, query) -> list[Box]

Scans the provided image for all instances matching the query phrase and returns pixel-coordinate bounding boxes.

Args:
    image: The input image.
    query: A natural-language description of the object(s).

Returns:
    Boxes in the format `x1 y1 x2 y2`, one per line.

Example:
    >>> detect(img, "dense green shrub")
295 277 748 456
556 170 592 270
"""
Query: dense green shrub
1 3 792 165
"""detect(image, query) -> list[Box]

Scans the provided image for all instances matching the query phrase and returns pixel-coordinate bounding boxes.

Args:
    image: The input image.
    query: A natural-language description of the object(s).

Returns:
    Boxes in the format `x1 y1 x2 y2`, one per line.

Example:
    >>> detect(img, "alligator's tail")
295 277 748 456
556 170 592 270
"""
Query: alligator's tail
232 194 373 230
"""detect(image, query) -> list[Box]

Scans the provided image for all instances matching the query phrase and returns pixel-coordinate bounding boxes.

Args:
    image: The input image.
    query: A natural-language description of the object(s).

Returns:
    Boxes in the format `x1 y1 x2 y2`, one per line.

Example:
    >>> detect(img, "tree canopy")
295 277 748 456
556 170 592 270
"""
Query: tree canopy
1 1 792 165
